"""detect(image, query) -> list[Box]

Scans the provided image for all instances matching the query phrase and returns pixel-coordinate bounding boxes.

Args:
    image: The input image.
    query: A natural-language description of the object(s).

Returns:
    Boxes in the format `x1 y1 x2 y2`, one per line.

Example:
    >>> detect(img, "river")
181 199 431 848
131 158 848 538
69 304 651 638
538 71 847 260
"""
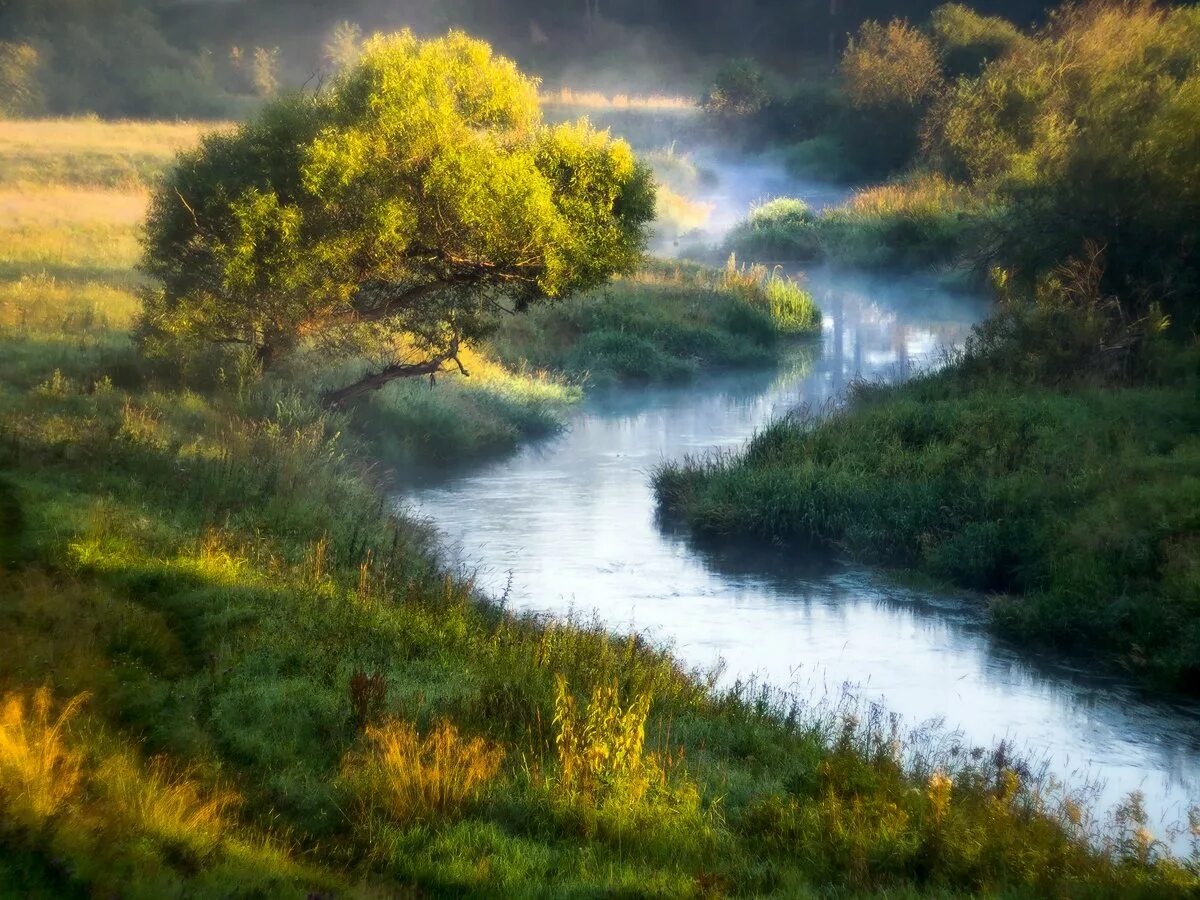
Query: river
399 168 1200 853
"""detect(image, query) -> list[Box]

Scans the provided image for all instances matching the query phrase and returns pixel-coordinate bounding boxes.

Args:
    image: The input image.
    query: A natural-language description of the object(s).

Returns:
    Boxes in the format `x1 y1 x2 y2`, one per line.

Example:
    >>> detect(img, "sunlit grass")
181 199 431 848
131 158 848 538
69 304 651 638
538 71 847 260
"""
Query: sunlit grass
341 719 505 826
0 119 220 188
541 88 697 110
0 687 87 827
727 174 984 270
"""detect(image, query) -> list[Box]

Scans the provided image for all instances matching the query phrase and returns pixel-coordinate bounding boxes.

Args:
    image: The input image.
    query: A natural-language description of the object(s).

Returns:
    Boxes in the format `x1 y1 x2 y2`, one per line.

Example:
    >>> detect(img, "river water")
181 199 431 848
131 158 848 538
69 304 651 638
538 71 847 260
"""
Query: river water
399 175 1200 852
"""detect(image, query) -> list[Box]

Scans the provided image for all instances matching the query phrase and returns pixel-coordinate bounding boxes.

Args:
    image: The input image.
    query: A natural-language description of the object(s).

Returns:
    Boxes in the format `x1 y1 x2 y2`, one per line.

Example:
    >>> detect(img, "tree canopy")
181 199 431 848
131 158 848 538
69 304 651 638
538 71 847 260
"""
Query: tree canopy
139 31 656 405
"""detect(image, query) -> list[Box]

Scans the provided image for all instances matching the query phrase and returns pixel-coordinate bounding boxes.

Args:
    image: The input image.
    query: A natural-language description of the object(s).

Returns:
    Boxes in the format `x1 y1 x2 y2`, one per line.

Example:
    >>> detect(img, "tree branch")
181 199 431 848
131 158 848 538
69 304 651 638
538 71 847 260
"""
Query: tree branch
322 333 466 408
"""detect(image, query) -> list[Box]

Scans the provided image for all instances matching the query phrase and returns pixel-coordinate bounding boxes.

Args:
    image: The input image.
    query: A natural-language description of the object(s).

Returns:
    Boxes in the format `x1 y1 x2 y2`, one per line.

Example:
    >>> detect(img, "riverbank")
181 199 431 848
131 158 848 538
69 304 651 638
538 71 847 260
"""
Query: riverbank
656 303 1200 695
2 120 1196 894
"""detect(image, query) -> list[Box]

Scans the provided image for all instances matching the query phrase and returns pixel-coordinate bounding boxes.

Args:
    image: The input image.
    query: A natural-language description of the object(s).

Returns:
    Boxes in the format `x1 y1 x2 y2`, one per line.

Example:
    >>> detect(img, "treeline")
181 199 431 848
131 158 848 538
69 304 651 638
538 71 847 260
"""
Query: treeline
726 1 1200 334
0 0 1057 119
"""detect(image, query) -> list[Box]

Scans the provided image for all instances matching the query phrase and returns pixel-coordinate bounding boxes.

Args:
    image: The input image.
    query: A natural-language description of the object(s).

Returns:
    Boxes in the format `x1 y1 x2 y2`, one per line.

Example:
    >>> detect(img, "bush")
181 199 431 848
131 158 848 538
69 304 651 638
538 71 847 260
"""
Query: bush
725 198 821 261
0 42 42 117
839 19 945 174
842 19 944 110
931 3 1027 77
727 175 980 271
703 58 770 119
925 3 1200 321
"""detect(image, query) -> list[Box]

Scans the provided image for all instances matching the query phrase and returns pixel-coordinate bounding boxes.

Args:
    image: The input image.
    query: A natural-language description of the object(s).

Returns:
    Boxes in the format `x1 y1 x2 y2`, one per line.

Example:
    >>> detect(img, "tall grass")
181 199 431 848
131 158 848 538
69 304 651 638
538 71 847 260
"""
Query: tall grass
726 174 984 270
341 719 505 826
487 259 819 387
0 687 86 826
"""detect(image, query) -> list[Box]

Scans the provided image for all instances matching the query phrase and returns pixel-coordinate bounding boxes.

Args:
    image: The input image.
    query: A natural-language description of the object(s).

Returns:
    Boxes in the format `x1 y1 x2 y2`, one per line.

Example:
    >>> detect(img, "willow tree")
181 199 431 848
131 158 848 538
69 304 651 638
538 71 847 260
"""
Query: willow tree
140 31 656 405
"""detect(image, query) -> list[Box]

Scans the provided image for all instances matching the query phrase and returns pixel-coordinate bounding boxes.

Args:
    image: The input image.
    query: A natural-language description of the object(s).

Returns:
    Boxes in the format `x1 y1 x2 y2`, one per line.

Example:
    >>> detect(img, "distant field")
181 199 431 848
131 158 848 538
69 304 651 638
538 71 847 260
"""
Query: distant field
0 118 222 188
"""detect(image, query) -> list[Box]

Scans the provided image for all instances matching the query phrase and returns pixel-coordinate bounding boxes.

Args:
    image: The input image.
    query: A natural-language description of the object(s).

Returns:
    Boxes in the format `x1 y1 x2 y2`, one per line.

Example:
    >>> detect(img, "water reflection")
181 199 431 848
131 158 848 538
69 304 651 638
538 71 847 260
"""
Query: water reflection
399 269 1200 850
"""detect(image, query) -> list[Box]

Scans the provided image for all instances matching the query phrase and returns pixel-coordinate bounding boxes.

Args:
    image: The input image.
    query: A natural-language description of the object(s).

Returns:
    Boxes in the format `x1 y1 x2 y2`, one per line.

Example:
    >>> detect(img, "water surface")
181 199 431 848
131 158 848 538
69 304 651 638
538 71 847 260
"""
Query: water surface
400 268 1200 849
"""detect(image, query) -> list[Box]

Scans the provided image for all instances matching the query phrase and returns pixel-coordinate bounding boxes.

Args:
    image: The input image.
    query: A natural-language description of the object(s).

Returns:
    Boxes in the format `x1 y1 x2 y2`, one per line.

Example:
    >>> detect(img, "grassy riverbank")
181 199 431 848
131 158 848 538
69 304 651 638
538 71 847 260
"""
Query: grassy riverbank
656 300 1200 694
0 117 1196 896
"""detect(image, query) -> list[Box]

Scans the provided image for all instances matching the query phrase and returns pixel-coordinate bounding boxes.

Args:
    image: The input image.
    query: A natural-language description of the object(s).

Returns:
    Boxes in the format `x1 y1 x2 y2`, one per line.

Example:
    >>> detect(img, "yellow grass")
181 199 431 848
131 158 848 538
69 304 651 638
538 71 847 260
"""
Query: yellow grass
0 118 220 189
0 186 149 228
0 686 88 825
541 88 697 110
0 119 221 155
341 719 505 825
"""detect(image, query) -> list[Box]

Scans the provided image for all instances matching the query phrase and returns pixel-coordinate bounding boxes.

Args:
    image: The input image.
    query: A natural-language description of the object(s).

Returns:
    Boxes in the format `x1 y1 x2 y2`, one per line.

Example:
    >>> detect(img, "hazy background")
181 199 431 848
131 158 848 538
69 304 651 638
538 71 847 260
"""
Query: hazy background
0 0 1053 117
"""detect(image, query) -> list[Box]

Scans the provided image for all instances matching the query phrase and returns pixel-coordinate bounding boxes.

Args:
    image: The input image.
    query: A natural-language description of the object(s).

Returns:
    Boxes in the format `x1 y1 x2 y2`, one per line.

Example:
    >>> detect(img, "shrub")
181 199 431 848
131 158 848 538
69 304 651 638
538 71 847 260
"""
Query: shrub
838 19 945 174
842 20 943 110
931 3 1027 77
0 42 42 117
341 719 505 826
724 198 820 261
703 59 770 119
924 2 1200 319
553 676 652 805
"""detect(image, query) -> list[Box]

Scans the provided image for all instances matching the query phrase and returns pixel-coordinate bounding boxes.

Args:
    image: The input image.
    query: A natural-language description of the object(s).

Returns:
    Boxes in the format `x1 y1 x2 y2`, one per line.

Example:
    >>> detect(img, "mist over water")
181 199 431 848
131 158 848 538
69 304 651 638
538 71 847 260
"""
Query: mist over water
397 163 1200 851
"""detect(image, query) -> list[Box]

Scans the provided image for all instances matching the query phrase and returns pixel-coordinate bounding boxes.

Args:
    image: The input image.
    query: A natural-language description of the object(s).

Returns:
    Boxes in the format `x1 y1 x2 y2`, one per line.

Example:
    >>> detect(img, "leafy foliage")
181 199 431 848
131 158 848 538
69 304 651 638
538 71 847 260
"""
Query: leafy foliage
926 2 1200 319
703 58 771 118
930 2 1027 77
140 31 656 403
0 42 41 117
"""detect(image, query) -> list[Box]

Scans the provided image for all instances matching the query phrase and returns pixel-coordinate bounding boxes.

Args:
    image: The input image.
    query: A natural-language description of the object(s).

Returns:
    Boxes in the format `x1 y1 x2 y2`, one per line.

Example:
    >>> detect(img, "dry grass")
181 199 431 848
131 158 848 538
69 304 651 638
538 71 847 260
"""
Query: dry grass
0 686 88 825
340 719 505 825
0 118 219 189
540 88 697 110
0 186 149 228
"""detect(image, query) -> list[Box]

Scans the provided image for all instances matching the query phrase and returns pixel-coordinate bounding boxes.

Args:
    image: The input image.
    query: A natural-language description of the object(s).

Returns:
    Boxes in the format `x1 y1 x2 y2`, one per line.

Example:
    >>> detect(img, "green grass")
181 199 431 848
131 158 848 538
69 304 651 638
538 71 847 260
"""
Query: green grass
0 118 1196 896
487 258 820 387
726 175 985 270
656 339 1200 693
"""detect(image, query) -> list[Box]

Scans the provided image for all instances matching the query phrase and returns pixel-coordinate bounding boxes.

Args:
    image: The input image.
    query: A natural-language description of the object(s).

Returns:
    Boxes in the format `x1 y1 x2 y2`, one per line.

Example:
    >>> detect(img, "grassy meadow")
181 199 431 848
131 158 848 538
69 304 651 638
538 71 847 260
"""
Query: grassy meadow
0 117 1196 896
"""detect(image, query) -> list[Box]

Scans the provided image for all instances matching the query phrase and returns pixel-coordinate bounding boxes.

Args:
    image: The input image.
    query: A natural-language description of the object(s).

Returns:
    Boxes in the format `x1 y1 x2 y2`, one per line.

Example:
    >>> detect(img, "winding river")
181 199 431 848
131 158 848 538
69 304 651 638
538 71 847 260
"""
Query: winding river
399 174 1200 852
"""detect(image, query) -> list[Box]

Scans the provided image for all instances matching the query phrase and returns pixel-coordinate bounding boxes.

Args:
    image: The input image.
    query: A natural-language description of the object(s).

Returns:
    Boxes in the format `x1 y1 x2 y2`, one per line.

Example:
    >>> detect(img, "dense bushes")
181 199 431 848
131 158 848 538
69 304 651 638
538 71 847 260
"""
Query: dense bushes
926 2 1200 323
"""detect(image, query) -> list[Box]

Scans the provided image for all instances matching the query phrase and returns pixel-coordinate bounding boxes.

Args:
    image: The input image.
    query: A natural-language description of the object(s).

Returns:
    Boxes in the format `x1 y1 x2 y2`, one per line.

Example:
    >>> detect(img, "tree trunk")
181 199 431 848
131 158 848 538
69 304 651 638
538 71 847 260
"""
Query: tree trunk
322 337 465 409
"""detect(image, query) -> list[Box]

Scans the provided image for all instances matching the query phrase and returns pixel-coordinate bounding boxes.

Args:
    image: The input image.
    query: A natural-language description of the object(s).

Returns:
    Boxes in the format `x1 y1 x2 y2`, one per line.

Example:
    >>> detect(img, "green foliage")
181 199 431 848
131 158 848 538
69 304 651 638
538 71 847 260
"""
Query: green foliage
703 58 771 118
140 31 656 403
487 260 819 387
725 198 821 261
1 0 242 118
925 2 1200 317
0 42 41 117
931 3 1027 77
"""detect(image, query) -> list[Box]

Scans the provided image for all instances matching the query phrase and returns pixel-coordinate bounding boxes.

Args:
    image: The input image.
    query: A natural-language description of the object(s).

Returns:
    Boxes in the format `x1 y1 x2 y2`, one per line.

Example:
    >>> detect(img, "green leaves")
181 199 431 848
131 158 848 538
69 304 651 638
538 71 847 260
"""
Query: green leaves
140 30 655 398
